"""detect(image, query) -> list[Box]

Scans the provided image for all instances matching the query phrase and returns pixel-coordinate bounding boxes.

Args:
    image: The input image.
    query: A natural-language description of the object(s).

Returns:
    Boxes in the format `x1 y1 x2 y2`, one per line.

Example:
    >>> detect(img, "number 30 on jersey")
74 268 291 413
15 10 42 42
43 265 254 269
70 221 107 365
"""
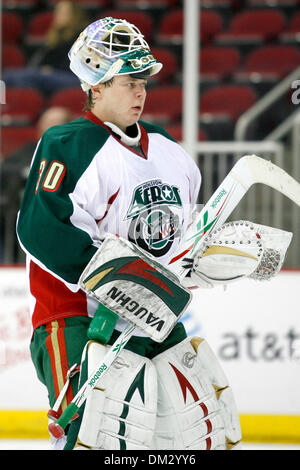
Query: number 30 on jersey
35 159 66 193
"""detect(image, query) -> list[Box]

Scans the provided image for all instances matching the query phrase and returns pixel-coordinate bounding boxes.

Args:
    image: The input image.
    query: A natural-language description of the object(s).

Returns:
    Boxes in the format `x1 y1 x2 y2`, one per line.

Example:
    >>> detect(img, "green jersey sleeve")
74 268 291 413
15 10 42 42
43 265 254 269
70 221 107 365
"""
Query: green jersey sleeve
17 119 109 284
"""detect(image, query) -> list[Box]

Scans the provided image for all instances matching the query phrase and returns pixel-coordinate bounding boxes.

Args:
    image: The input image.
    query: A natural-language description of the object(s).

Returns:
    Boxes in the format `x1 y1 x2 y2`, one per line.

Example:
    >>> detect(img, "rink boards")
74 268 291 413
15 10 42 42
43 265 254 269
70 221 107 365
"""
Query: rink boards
0 266 299 443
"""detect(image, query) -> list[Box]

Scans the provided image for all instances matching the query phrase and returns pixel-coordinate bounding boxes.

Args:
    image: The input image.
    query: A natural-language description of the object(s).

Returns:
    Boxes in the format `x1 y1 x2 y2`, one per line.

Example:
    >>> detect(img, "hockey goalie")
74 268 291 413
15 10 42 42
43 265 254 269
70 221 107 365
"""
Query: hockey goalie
16 14 299 451
48 220 291 450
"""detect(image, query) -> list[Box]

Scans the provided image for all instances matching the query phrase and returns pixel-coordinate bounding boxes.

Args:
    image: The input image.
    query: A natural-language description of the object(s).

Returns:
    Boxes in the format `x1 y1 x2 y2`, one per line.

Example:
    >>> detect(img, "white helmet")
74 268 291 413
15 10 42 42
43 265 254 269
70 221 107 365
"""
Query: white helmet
68 17 163 92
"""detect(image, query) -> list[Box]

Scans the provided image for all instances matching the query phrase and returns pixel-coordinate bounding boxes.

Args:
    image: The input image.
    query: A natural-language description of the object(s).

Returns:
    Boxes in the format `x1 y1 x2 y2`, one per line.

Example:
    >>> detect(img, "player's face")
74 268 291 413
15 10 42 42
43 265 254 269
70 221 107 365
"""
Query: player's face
95 75 147 131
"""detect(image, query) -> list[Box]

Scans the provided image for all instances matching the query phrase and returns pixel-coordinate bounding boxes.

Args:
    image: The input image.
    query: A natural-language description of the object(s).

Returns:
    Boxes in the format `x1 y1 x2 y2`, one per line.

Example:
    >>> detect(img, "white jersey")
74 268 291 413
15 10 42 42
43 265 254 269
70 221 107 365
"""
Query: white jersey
17 112 201 332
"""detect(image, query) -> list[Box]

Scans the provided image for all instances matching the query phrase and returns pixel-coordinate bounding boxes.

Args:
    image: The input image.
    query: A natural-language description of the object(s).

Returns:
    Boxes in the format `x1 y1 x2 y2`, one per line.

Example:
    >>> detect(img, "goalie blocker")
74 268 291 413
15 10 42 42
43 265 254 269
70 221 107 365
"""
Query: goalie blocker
79 234 192 343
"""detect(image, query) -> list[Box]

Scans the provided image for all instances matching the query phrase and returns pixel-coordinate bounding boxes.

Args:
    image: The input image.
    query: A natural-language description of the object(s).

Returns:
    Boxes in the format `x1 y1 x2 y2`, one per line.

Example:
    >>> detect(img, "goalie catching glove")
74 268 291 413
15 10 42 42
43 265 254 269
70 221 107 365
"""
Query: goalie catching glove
79 234 191 343
182 220 292 289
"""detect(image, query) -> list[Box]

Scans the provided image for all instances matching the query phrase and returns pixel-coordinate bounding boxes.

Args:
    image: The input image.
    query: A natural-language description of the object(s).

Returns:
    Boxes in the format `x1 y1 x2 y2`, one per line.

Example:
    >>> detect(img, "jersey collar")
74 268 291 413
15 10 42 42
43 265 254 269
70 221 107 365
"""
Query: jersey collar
84 111 149 159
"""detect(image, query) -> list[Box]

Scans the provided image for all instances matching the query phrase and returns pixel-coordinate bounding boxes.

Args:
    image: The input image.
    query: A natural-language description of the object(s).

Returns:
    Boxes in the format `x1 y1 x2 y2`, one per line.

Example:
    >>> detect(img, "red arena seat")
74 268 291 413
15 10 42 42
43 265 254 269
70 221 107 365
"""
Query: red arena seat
2 12 23 44
235 45 300 82
215 9 286 45
49 87 86 117
200 46 241 82
157 9 223 45
1 126 37 159
247 0 298 7
49 0 110 5
279 11 300 43
142 85 183 124
2 45 26 69
26 11 54 45
2 88 44 125
3 0 36 8
200 84 257 122
164 124 207 142
150 47 178 84
114 0 177 8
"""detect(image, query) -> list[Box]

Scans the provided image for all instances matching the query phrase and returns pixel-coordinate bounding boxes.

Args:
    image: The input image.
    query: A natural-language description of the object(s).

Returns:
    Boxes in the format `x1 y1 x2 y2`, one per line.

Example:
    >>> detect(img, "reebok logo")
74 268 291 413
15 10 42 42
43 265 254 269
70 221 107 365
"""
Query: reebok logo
210 189 227 209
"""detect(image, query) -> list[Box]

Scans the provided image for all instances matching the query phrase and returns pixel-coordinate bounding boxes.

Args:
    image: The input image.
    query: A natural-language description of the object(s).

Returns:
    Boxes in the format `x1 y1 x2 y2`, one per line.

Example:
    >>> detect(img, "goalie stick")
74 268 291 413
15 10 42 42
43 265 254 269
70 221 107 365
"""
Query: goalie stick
48 154 300 439
48 323 136 438
169 154 300 278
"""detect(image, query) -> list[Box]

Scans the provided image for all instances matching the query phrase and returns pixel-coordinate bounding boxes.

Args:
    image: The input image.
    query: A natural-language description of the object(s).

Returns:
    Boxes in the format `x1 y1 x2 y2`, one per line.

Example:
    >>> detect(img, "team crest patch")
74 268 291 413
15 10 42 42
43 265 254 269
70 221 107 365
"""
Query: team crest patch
126 180 183 257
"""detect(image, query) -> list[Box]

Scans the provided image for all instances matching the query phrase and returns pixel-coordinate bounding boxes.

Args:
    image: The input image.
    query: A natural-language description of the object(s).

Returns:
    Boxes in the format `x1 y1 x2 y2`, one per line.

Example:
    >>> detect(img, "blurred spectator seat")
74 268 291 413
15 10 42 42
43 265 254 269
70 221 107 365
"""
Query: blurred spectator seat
200 84 256 122
164 123 208 142
103 10 153 41
235 45 300 83
2 12 23 44
157 9 223 45
114 0 177 8
1 88 44 125
48 0 111 5
202 0 238 6
246 0 298 7
1 126 37 159
215 9 286 45
142 85 182 124
49 87 86 117
2 45 26 69
200 46 241 83
3 0 36 8
201 10 224 45
25 11 54 45
150 47 178 84
279 12 300 44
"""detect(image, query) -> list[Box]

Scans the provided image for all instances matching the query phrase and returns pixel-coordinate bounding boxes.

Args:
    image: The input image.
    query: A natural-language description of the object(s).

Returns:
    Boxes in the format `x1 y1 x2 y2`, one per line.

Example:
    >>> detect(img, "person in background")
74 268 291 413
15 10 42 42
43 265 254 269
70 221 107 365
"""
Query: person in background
3 1 89 94
0 107 73 263
16 17 242 450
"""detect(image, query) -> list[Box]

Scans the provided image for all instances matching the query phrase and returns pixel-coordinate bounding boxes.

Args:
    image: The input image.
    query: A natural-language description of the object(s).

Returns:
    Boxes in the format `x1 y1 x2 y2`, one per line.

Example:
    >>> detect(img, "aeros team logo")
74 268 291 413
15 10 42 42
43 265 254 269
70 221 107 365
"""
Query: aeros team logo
126 180 183 257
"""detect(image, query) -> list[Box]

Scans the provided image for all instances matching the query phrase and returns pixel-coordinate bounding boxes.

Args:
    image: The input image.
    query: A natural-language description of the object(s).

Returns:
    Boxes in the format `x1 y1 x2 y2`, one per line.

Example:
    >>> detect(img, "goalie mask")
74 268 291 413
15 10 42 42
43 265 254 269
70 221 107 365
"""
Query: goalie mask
68 17 163 91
